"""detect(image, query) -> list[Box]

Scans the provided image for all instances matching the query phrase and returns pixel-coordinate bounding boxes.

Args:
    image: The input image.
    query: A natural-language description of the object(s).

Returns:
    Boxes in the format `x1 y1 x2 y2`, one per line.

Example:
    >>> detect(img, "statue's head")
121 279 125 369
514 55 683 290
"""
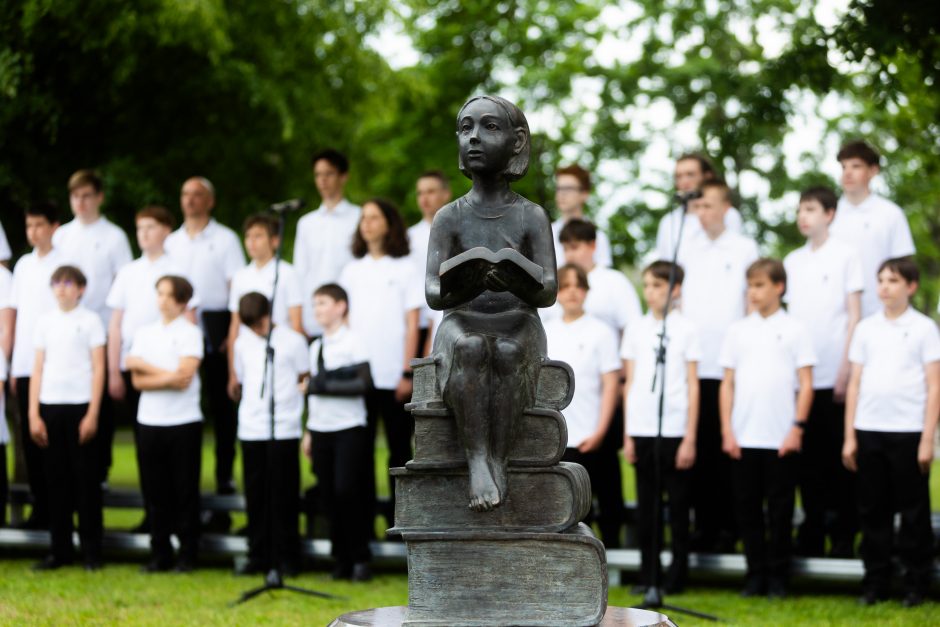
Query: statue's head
456 95 530 182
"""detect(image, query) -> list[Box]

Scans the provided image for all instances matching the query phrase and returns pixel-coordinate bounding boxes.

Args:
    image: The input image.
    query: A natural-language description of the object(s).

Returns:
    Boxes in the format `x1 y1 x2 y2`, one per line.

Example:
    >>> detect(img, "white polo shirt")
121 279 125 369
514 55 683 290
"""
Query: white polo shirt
340 254 424 390
165 219 245 312
293 199 361 336
831 193 915 317
408 219 434 329
784 238 863 389
680 230 759 379
53 216 133 328
719 310 816 449
307 325 370 432
129 316 204 427
653 206 743 266
234 325 309 441
848 308 940 433
106 253 200 370
34 305 106 405
10 248 64 377
621 311 702 438
229 259 303 328
0 221 10 262
552 218 613 268
545 314 621 448
0 357 8 444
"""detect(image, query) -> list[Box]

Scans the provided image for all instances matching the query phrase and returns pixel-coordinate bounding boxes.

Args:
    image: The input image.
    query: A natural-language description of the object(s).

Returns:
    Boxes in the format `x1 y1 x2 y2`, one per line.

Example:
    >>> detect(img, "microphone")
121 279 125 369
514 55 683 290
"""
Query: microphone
269 198 306 213
673 190 703 204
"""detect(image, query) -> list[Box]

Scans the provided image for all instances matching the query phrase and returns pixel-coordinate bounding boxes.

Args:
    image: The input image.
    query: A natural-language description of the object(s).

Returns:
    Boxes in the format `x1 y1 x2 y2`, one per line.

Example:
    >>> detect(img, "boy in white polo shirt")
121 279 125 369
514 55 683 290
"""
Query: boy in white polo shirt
232 292 308 576
227 214 303 401
621 260 701 594
10 202 62 529
784 186 864 558
29 265 106 570
682 179 759 553
831 140 915 317
302 283 373 582
842 258 940 608
719 258 815 599
544 265 622 548
126 276 204 573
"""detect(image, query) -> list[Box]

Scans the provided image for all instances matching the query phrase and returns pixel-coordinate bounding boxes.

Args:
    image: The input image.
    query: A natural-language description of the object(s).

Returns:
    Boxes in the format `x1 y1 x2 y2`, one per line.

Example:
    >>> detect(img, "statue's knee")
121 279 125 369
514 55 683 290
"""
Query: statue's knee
454 334 487 369
494 338 522 363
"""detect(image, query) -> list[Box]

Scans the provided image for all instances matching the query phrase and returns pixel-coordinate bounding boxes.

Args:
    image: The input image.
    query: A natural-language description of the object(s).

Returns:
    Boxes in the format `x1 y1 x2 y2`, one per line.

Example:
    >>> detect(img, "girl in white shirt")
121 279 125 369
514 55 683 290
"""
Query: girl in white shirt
339 198 422 528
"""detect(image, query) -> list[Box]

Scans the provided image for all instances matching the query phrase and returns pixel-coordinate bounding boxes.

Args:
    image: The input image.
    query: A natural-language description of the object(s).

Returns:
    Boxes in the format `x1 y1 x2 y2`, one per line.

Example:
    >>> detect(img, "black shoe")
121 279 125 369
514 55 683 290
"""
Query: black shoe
740 577 766 598
83 559 103 572
857 588 889 606
234 560 266 576
767 580 787 600
141 558 174 573
175 558 196 573
32 555 71 571
629 584 649 595
201 511 231 534
332 562 352 580
351 562 372 582
902 592 925 608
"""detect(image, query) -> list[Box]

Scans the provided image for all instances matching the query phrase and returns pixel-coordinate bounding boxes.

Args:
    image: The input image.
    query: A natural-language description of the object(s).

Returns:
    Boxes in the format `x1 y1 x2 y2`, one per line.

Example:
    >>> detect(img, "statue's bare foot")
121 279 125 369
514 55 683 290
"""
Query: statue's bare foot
490 458 508 502
468 456 501 512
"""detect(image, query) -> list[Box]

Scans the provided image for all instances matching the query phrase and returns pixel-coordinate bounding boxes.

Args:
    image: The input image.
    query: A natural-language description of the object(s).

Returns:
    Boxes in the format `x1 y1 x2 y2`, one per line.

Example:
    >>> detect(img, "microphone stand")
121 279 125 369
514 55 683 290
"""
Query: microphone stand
635 196 718 621
232 207 339 605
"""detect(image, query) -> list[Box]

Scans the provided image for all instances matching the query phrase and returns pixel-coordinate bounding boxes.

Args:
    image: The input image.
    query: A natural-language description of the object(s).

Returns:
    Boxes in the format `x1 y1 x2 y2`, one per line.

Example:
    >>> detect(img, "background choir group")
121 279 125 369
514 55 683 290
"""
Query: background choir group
0 140 937 605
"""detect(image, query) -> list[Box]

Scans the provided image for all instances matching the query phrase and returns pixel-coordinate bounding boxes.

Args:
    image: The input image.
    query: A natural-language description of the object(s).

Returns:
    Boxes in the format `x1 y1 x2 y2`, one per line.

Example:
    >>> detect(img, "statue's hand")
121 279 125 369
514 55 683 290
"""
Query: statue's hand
483 266 509 292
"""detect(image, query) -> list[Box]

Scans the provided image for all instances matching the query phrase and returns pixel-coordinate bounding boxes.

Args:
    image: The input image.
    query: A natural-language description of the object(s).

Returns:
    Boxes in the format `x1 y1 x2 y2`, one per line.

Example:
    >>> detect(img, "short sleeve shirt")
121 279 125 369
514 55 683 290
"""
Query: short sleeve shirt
848 308 940 432
718 310 816 449
34 306 106 404
234 325 309 440
545 314 621 447
784 238 864 389
307 325 370 432
129 317 204 426
621 311 702 438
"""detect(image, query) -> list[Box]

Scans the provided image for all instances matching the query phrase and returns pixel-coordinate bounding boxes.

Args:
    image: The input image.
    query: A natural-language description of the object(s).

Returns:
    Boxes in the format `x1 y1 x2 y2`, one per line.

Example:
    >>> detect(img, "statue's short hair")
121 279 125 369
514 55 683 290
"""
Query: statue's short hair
456 95 530 182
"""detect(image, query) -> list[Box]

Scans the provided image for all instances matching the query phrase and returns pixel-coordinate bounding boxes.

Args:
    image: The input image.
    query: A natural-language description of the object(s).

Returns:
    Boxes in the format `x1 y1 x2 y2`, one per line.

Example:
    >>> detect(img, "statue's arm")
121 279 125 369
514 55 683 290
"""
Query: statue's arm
511 203 557 308
426 206 481 310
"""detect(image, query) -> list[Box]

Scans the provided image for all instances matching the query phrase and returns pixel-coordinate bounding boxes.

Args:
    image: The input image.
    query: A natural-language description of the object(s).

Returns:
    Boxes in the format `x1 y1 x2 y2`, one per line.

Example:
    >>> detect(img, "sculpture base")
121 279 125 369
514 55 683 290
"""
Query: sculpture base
328 606 676 627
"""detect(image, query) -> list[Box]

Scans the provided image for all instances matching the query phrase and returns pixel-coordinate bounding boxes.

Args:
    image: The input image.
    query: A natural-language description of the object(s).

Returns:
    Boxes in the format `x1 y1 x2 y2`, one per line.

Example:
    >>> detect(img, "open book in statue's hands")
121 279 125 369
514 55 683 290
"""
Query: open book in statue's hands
440 247 544 295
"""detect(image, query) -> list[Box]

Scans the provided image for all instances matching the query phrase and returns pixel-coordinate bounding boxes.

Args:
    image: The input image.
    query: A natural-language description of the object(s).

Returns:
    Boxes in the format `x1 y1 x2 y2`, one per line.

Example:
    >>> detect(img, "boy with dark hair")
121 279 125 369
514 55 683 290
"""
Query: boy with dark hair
831 139 915 317
232 292 308 575
302 283 373 581
227 213 304 400
29 265 106 570
552 164 613 268
295 148 361 337
719 258 815 598
784 185 863 557
10 202 62 528
621 260 701 593
682 179 759 553
127 275 204 572
842 257 940 608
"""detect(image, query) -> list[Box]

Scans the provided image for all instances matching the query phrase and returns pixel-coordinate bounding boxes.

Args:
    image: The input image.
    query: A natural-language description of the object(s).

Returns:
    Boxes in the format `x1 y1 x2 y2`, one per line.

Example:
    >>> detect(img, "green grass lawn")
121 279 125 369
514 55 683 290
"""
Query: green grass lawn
2 427 938 624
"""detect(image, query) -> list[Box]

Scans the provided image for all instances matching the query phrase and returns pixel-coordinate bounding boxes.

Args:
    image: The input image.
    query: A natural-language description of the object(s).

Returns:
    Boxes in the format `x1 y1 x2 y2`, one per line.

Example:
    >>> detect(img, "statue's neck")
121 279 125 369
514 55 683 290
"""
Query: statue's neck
468 177 514 210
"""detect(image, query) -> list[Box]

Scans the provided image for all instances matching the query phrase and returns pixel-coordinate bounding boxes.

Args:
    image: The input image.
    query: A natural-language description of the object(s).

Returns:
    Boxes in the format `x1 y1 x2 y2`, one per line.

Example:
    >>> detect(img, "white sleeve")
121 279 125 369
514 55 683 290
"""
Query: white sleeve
228 271 243 313
224 231 246 280
743 237 760 265
795 322 817 368
847 322 867 365
281 265 304 307
619 326 637 361
725 207 743 233
87 314 106 349
292 333 310 375
111 230 133 277
717 327 738 370
292 217 310 282
0 222 11 261
404 265 425 312
595 230 614 268
308 339 322 376
920 322 940 364
597 325 621 374
105 266 128 310
889 208 916 258
32 317 48 350
181 325 205 359
615 275 642 334
233 337 245 383
684 322 703 363
0 267 11 308
844 248 864 294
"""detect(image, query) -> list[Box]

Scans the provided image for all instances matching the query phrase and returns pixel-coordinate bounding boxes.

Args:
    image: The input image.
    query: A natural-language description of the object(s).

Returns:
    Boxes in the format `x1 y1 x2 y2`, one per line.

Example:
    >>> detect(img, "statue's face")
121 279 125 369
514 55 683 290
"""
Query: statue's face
457 98 518 176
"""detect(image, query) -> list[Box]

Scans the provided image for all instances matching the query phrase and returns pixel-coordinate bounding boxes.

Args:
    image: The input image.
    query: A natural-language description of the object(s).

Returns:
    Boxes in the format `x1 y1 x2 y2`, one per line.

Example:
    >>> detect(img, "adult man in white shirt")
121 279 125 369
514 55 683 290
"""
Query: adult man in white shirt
293 149 361 337
53 169 133 484
552 165 613 268
830 140 916 317
681 179 759 553
408 171 452 354
653 153 743 266
165 176 245 508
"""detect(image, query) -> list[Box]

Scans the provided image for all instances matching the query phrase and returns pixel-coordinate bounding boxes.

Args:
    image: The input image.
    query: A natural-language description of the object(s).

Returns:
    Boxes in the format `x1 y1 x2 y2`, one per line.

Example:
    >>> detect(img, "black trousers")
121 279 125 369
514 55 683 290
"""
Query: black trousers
96 358 115 484
365 388 414 526
633 436 692 587
40 403 103 562
241 438 300 570
691 379 736 548
796 389 857 556
0 443 6 527
138 422 202 563
562 446 624 548
202 310 238 493
16 377 48 524
311 426 372 565
856 430 933 595
732 448 798 584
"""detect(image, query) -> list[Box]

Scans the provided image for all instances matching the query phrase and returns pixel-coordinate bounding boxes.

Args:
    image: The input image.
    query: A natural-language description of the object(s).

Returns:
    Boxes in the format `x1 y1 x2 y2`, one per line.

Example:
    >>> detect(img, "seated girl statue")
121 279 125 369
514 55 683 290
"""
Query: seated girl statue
426 95 557 512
